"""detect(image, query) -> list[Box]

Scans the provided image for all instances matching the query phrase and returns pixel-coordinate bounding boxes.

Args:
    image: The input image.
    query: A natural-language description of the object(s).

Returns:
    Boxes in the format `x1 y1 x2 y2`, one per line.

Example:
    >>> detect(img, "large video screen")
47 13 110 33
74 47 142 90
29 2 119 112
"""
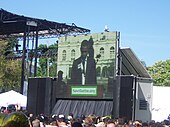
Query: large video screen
57 32 119 99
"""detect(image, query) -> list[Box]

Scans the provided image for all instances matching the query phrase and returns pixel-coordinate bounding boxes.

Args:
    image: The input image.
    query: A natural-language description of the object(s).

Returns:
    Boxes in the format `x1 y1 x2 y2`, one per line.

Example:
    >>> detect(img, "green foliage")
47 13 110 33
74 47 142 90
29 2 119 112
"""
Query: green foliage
0 112 30 127
0 39 21 91
37 43 58 77
147 60 170 86
0 40 8 56
0 39 58 89
1 60 21 89
48 43 58 77
49 61 57 77
4 37 18 57
6 37 18 51
0 113 7 125
37 57 48 77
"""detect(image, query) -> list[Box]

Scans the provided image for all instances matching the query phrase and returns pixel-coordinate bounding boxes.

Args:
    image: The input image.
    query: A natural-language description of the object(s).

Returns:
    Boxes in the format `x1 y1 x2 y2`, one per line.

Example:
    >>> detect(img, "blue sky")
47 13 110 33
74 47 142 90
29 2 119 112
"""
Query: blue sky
1 0 170 66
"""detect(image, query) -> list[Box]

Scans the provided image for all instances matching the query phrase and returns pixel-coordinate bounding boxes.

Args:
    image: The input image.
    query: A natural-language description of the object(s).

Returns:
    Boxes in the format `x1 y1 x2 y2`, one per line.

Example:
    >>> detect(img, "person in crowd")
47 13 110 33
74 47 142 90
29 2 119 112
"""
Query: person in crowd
132 120 142 127
82 116 95 127
57 114 68 127
57 70 66 85
70 40 96 85
88 114 97 125
106 121 116 127
32 118 40 127
67 113 73 121
72 122 83 127
0 106 6 113
28 113 34 127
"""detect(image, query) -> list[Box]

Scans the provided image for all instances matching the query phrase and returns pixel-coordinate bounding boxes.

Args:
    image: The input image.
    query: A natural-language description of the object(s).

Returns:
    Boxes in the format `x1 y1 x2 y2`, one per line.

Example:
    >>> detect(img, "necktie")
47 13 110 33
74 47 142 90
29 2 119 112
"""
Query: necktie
82 60 85 74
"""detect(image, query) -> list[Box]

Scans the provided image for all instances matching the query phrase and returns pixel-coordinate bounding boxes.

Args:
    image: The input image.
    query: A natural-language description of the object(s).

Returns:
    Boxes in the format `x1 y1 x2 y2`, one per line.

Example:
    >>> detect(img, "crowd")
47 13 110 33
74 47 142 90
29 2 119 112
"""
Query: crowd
27 113 170 127
1 105 170 127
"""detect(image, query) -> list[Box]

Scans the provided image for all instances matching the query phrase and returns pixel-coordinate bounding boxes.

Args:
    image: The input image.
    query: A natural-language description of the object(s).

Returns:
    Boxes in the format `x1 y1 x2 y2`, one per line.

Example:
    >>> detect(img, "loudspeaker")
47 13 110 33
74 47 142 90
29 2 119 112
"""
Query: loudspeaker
119 76 133 120
27 78 53 116
113 76 134 120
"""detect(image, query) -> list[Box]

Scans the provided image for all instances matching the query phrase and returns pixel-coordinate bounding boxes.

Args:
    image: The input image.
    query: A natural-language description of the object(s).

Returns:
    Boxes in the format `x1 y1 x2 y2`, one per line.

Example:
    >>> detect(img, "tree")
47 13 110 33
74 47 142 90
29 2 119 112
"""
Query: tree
4 37 18 58
48 43 58 77
0 41 6 87
2 59 21 90
37 44 48 77
147 60 170 86
36 43 58 77
0 39 21 91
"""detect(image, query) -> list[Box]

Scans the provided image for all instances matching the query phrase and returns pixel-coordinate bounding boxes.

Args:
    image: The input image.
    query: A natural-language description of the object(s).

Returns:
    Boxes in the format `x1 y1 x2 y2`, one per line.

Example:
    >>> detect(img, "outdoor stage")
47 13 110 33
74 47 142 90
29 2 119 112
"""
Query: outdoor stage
27 77 115 117
27 75 153 122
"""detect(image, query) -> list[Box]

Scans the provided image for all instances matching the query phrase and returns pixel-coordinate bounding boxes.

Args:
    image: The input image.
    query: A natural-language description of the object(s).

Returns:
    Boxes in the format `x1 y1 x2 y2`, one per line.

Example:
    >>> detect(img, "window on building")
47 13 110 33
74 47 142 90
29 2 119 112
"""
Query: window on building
110 47 115 58
62 50 66 61
100 47 104 59
102 66 108 77
101 35 106 40
71 49 75 61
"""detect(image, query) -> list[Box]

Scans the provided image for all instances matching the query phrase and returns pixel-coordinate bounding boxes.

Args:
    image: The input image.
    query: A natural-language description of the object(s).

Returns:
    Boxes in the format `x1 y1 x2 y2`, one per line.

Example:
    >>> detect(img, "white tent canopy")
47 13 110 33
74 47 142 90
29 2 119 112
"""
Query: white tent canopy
0 90 27 107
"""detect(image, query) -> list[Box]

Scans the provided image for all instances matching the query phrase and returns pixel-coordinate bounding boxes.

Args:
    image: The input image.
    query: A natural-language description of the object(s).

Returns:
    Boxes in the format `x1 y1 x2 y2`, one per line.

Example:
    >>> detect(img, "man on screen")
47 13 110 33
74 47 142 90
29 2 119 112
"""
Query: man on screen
70 40 96 85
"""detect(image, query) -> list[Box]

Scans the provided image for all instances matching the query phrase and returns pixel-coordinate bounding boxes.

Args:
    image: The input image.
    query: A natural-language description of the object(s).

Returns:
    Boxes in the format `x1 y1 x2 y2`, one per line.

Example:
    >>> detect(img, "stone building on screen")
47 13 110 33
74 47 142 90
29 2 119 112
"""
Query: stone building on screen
57 31 120 85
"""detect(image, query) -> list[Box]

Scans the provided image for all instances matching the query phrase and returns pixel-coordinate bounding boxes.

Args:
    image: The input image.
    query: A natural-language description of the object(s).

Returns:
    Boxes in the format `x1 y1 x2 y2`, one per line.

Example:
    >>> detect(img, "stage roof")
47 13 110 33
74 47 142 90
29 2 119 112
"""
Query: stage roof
0 8 90 38
120 47 151 78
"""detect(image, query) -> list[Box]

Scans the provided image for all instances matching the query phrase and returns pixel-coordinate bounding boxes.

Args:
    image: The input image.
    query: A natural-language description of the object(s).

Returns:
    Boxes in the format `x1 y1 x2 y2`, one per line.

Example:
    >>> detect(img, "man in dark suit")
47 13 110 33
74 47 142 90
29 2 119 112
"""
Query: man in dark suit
70 40 96 85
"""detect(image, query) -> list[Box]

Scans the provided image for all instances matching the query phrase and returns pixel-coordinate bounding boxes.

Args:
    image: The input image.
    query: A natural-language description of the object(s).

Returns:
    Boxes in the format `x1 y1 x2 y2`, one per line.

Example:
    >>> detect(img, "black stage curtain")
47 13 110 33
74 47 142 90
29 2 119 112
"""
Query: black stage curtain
52 100 113 117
